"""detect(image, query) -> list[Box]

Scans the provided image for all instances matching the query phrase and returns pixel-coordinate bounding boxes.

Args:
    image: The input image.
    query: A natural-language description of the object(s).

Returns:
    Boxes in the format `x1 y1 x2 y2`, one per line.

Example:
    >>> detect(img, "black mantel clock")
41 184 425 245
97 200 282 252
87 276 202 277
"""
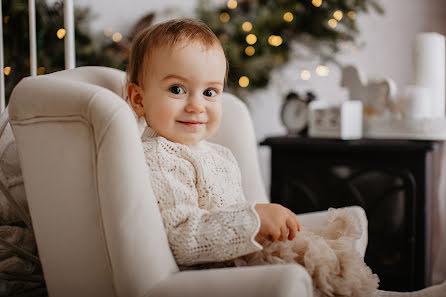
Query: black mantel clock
280 91 315 136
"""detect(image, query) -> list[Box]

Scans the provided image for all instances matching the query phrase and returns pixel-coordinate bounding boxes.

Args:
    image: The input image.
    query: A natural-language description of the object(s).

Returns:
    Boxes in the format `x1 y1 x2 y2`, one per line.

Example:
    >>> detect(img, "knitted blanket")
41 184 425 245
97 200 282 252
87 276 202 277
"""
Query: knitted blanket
0 124 47 297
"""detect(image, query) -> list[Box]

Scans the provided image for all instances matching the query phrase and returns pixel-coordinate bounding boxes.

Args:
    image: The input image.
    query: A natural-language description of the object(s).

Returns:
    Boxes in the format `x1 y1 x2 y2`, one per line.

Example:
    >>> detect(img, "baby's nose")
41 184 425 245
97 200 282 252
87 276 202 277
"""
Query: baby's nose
185 95 205 113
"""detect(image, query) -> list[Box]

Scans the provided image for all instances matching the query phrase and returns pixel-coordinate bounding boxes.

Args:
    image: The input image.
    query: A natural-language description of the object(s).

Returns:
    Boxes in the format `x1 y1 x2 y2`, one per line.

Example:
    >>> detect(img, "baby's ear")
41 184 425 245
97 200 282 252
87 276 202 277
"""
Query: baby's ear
127 83 145 117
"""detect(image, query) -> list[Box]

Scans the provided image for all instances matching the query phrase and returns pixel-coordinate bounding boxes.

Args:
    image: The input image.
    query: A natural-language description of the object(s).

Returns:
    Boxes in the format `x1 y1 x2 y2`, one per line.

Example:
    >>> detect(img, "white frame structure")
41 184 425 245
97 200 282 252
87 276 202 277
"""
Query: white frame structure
0 0 76 112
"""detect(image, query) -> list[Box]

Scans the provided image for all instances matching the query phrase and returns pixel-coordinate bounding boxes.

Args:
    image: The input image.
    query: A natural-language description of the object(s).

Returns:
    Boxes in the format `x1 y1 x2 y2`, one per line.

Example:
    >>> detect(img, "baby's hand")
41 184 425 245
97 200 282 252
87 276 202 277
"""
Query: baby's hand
254 203 301 242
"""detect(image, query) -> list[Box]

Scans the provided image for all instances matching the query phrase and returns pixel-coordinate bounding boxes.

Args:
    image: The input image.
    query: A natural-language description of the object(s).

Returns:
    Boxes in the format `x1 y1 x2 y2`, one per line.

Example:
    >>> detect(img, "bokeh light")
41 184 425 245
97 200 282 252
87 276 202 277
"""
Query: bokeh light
245 46 255 56
301 70 311 80
312 0 322 7
220 12 230 23
246 34 257 45
283 12 294 22
239 76 250 87
242 21 252 32
57 28 66 39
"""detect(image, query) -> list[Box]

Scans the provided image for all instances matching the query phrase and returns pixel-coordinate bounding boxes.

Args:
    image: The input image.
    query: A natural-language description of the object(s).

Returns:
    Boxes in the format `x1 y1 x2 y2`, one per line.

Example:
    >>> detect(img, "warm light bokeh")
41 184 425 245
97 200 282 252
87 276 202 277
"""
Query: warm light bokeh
112 32 122 42
227 0 237 9
348 11 356 19
283 12 293 22
220 12 230 23
301 70 311 80
328 19 337 28
57 28 66 39
239 76 249 87
245 46 255 56
268 35 283 47
333 10 343 21
242 21 252 32
312 0 322 7
246 34 257 45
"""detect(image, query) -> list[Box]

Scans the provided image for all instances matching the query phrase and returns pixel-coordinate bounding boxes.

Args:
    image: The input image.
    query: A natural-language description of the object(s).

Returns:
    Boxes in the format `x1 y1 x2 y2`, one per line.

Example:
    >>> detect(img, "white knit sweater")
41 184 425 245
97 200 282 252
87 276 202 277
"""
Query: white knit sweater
141 127 262 266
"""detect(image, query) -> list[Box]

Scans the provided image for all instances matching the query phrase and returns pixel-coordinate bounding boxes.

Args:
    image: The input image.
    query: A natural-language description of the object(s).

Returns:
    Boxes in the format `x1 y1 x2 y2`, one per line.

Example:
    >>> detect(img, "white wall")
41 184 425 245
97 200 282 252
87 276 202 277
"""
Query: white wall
67 0 446 191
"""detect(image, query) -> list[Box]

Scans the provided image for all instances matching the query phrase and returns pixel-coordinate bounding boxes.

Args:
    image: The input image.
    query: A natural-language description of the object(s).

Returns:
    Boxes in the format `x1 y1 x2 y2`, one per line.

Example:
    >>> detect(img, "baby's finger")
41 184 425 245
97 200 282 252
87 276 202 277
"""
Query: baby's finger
279 225 288 241
286 218 297 240
295 216 301 232
287 209 301 232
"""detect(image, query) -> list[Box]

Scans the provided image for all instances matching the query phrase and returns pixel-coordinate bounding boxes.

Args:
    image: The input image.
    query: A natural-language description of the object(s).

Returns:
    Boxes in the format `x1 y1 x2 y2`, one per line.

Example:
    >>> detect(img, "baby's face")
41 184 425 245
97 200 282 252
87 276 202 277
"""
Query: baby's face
139 41 226 145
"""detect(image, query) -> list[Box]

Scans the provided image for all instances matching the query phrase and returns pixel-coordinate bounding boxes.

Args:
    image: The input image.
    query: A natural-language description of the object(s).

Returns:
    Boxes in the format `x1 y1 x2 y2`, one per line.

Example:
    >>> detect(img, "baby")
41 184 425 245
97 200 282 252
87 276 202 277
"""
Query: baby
126 18 445 297
126 18 300 265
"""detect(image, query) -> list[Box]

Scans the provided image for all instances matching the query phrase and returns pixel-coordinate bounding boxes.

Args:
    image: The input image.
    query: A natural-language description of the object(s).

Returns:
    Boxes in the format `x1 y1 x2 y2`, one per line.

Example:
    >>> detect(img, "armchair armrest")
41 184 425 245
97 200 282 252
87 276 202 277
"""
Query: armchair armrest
146 264 313 297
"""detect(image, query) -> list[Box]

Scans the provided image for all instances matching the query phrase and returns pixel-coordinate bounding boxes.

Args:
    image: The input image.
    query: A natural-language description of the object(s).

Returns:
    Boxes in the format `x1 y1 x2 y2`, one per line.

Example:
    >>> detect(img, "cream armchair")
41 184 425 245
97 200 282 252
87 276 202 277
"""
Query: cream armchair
8 66 368 297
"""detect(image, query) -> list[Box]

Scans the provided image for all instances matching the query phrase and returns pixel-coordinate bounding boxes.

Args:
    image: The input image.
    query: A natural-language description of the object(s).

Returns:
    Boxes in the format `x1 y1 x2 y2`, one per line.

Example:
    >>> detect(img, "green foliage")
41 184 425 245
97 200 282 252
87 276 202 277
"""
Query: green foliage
2 0 124 104
196 0 384 94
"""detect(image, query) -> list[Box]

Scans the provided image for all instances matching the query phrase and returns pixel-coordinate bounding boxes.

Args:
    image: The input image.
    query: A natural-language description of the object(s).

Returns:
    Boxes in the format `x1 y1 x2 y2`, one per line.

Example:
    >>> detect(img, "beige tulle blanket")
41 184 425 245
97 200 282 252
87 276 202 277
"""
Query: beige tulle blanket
233 208 380 297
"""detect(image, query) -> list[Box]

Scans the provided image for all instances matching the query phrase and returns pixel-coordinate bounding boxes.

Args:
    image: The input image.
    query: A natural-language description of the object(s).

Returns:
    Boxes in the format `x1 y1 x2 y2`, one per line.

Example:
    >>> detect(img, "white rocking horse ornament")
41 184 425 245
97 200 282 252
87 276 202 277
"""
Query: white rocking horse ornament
341 65 397 117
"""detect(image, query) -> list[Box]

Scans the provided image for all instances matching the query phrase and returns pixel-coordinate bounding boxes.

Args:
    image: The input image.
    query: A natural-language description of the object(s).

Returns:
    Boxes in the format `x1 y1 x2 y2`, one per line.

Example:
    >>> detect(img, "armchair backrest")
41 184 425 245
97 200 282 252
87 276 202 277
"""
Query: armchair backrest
8 66 268 297
9 67 178 297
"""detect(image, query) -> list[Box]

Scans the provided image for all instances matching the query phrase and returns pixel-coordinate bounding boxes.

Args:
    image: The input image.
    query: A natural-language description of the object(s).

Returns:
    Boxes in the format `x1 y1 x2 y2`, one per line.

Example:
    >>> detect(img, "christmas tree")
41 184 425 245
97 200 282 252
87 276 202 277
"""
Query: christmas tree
197 0 384 94
2 0 383 103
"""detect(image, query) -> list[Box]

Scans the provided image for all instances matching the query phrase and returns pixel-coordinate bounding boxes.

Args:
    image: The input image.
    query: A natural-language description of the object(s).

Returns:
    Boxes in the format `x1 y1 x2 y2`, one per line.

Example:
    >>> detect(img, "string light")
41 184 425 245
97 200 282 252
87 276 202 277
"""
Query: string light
57 28 66 39
333 10 343 21
328 19 337 28
246 34 257 45
348 11 356 19
316 65 329 76
37 67 45 75
268 35 283 47
220 12 230 23
3 67 11 76
301 70 311 80
104 28 112 37
245 46 255 56
239 76 249 87
3 16 10 23
242 21 252 32
112 32 122 43
283 12 293 22
312 0 322 7
227 0 237 9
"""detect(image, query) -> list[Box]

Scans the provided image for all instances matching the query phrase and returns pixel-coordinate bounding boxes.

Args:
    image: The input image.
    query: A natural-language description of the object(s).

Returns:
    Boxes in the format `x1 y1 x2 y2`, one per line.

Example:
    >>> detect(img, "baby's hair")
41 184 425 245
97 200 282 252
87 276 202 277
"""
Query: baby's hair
126 18 228 89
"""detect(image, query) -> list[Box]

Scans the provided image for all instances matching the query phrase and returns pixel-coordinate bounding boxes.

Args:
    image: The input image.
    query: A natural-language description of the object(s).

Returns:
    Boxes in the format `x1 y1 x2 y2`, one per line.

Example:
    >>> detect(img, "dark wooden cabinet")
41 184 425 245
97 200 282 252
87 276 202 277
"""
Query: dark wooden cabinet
260 136 438 292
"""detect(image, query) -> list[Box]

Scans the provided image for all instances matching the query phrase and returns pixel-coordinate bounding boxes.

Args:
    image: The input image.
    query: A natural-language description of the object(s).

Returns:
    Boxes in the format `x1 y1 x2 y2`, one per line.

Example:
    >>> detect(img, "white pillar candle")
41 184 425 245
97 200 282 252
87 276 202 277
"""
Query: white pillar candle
412 32 445 118
0 0 5 111
404 85 431 118
28 0 37 76
64 0 75 69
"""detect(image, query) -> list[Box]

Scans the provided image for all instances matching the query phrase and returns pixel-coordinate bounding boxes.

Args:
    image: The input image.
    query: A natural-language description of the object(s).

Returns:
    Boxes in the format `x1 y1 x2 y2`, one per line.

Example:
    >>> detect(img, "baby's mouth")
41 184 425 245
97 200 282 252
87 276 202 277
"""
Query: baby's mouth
177 120 206 126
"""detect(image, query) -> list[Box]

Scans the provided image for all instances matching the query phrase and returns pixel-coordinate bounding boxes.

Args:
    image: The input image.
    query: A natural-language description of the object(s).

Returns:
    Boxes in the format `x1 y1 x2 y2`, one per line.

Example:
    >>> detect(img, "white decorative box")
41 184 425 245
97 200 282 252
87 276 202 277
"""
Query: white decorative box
308 100 363 140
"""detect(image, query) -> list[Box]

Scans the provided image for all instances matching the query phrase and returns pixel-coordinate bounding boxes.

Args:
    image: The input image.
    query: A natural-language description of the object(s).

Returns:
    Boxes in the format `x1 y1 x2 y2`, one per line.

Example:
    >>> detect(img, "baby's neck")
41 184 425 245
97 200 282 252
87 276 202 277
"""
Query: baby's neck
142 126 207 150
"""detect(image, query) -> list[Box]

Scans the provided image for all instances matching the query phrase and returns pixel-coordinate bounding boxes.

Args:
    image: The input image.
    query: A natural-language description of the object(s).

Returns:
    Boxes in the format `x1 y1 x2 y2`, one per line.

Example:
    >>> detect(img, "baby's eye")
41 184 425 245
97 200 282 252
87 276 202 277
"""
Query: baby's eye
203 89 217 97
170 86 185 95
